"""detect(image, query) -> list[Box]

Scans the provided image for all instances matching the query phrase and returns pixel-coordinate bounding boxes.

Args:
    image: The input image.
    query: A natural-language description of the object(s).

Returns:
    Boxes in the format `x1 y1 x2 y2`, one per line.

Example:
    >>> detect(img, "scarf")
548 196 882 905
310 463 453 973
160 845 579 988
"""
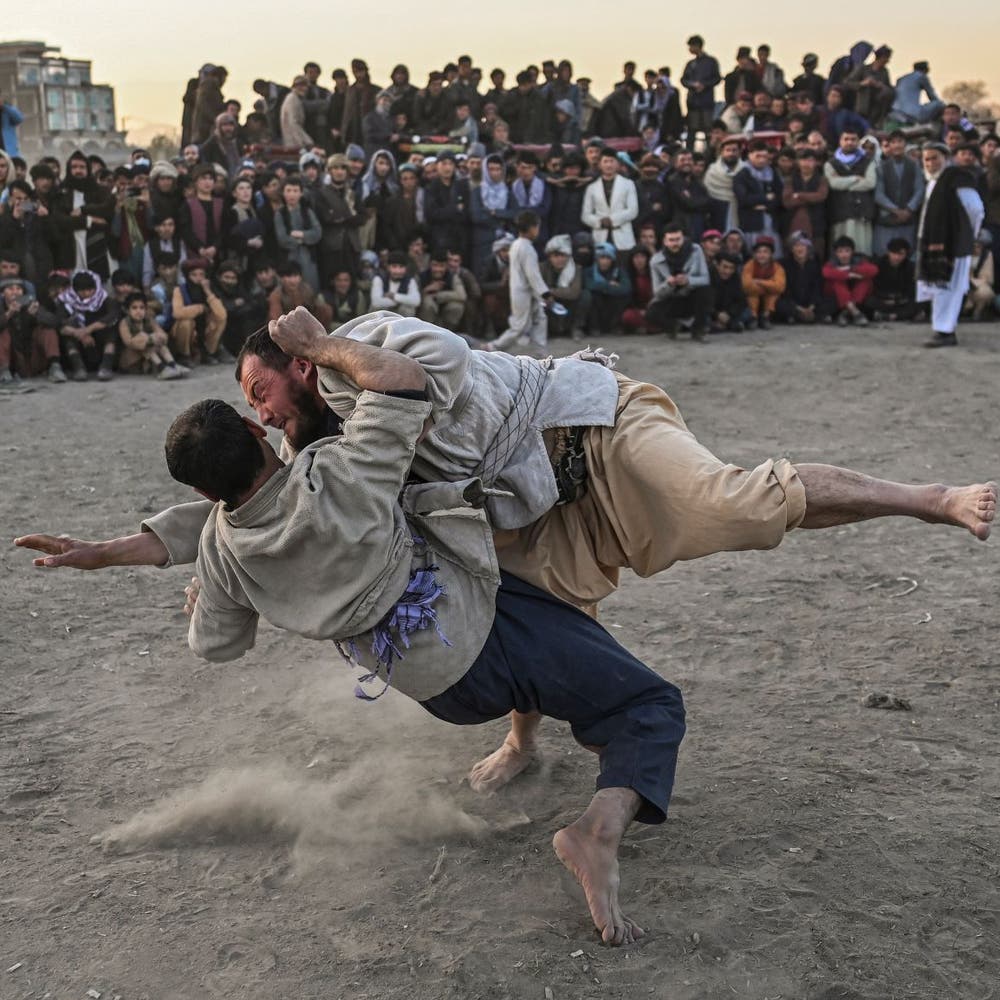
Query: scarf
663 239 695 275
480 155 510 212
513 175 544 209
361 149 399 199
746 162 775 184
918 166 976 285
555 259 577 288
833 147 865 169
58 273 108 322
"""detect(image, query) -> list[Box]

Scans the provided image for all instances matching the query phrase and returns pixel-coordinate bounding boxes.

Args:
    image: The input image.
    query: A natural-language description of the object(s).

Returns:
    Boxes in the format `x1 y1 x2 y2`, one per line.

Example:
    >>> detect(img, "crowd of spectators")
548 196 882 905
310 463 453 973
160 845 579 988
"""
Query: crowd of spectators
1 40 999 385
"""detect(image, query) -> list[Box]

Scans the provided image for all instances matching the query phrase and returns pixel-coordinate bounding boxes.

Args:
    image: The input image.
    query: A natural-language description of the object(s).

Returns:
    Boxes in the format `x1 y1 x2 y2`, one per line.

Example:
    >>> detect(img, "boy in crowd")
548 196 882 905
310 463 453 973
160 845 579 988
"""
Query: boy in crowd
776 234 829 325
709 252 749 332
0 276 65 384
869 237 918 322
117 292 187 379
492 211 551 353
370 251 422 317
822 235 877 326
740 236 786 329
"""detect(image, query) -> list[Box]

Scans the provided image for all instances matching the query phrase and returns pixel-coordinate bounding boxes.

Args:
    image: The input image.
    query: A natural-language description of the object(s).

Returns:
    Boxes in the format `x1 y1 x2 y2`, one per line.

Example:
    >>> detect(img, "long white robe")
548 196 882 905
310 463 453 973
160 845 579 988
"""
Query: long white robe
917 181 985 334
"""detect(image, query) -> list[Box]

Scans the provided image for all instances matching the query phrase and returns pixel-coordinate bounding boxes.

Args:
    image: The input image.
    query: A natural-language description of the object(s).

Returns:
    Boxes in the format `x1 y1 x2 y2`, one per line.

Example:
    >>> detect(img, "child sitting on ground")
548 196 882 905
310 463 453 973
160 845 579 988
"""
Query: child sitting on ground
741 236 786 329
822 236 877 327
117 292 187 380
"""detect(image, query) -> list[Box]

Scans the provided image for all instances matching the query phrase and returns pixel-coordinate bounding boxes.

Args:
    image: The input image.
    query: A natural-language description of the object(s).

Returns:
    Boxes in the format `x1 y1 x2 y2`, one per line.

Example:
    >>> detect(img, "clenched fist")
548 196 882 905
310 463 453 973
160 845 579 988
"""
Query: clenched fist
268 306 326 358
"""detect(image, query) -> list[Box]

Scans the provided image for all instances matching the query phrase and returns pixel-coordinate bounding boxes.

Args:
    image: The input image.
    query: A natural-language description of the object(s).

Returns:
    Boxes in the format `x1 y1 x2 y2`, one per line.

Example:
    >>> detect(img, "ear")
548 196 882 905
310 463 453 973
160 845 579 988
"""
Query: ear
240 416 267 439
292 356 316 383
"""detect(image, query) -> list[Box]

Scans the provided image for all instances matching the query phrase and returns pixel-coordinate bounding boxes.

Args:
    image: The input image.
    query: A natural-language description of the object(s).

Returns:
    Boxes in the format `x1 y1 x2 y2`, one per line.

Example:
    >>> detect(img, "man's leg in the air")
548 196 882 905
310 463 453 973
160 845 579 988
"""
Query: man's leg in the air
421 573 685 946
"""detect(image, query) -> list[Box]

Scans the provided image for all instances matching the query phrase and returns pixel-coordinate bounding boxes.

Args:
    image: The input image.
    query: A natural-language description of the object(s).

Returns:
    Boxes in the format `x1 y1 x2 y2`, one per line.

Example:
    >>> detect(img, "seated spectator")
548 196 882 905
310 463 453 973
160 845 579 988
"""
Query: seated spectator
540 234 586 338
418 249 467 330
117 292 186 379
720 91 754 134
369 250 422 317
723 228 750 262
709 251 750 332
171 257 229 365
149 252 181 331
776 234 830 325
447 249 483 335
322 269 369 325
866 236 918 322
0 276 64 384
963 234 995 322
621 246 654 333
213 260 256 354
822 235 877 327
584 242 632 334
646 221 711 340
700 229 723 266
143 214 187 291
247 259 279 330
741 236 786 329
56 270 118 381
267 260 333 328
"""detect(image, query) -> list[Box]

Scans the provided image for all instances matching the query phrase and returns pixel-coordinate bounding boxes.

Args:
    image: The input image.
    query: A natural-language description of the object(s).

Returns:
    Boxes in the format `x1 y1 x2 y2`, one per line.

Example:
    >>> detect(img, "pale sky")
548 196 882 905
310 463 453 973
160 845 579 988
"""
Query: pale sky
13 0 1000 145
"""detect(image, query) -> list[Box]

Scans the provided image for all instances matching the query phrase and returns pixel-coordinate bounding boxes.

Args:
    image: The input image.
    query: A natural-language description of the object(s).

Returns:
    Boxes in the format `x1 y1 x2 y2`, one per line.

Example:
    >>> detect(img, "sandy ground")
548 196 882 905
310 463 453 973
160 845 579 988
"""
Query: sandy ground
2 320 1000 1000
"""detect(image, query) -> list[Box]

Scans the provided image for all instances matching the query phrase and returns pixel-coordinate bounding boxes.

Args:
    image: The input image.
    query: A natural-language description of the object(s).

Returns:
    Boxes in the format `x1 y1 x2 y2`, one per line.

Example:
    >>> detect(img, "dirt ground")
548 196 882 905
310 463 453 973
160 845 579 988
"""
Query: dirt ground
2 321 1000 1000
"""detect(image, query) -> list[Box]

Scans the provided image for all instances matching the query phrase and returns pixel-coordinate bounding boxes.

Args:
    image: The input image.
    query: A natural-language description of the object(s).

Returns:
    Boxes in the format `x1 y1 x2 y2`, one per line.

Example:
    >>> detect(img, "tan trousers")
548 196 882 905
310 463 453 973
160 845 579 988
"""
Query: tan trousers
171 298 226 358
494 374 807 606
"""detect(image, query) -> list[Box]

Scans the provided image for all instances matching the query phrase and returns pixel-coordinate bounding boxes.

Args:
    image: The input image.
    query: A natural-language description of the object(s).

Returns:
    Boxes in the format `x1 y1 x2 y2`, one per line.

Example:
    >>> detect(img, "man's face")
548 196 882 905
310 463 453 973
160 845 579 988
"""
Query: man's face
717 259 735 280
447 252 462 273
220 121 236 138
942 107 959 126
517 162 537 183
388 263 407 281
753 93 770 111
639 227 657 251
945 130 963 153
791 242 809 263
34 176 53 194
428 79 443 97
981 138 998 161
240 356 327 451
547 250 569 271
69 160 88 179
333 272 352 294
796 96 814 113
234 180 253 202
283 184 302 207
305 66 319 84
9 188 29 209
839 133 859 155
808 132 827 152
467 155 482 176
409 238 425 258
329 165 348 185
0 260 20 278
280 273 302 291
954 148 977 168
599 154 618 179
737 97 752 114
437 159 455 181
2 283 24 306
158 265 178 283
186 268 206 285
887 249 907 267
255 266 276 287
721 142 741 165
922 150 945 176
422 162 438 181
748 149 770 169
400 170 418 192
827 90 843 109
216 271 239 292
195 174 215 196
429 260 448 281
114 282 136 299
663 231 684 252
701 235 721 256
183 145 200 164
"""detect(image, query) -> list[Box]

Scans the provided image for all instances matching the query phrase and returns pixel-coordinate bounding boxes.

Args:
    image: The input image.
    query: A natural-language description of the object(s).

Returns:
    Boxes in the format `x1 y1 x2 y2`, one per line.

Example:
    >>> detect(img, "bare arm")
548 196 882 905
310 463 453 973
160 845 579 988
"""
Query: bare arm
15 531 169 569
268 306 426 392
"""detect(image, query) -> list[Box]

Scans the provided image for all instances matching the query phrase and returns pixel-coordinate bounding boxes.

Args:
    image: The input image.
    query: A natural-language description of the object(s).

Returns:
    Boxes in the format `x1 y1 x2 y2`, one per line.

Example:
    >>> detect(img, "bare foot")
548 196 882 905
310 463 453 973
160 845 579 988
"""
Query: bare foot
468 737 535 793
553 823 644 946
931 482 997 540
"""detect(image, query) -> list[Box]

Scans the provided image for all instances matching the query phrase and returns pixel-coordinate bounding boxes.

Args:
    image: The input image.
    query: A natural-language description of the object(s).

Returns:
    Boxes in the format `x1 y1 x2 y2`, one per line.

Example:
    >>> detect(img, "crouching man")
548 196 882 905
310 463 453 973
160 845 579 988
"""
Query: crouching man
20 332 684 948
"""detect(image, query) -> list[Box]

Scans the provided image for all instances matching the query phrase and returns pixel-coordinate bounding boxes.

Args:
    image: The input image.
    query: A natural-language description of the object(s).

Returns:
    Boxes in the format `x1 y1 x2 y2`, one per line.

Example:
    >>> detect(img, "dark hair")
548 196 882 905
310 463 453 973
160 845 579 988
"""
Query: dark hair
833 235 856 251
165 399 265 508
430 249 449 264
387 251 408 266
282 174 303 189
235 326 293 384
716 252 740 266
124 291 147 309
515 210 540 233
278 260 302 276
111 268 137 287
663 221 684 235
8 179 31 197
886 237 911 253
687 34 704 47
157 252 179 268
599 146 619 161
748 138 770 153
71 271 97 293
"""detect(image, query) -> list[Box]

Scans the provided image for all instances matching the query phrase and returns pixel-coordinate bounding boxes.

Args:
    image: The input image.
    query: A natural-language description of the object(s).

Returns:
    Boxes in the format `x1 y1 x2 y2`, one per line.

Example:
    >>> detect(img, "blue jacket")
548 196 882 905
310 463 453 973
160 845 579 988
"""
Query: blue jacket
1 103 24 157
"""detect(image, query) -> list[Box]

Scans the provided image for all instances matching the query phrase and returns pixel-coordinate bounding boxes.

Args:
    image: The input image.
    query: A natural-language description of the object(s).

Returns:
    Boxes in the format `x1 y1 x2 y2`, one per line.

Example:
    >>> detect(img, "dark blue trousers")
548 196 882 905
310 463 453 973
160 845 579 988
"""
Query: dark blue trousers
421 573 685 823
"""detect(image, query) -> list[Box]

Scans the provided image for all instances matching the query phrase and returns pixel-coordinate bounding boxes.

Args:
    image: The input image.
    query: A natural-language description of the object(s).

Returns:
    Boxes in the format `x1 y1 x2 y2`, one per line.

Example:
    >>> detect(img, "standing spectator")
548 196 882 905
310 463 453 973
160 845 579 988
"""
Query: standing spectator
325 70 349 152
823 235 877 326
822 87 869 147
596 82 641 139
281 76 315 150
192 66 226 145
469 154 513 278
756 45 787 98
362 92 395 159
792 54 826 105
0 180 51 285
143 214 186 290
273 176 322 291
502 72 555 144
585 242 632 334
301 62 331 146
705 138 744 232
413 73 453 135
341 60 380 147
824 128 876 255
548 153 589 239
313 153 363 282
509 151 551 251
741 236 786 328
846 46 894 129
873 130 924 256
492 211 549 352
418 249 468 331
222 178 264 274
868 236 918 321
0 87 24 157
681 36 722 147
180 164 225 265
636 153 672 233
581 148 639 253
647 221 711 339
577 77 602 135
424 151 471 257
382 163 424 253
59 151 113 280
200 112 242 178
668 151 712 239
360 150 399 252
917 143 986 347
734 139 783 253
724 48 761 106
782 149 829 259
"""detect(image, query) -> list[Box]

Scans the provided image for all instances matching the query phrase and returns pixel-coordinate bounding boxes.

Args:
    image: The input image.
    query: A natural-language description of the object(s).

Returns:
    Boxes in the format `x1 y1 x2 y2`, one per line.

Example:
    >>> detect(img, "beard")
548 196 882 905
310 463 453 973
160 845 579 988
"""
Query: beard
284 381 331 452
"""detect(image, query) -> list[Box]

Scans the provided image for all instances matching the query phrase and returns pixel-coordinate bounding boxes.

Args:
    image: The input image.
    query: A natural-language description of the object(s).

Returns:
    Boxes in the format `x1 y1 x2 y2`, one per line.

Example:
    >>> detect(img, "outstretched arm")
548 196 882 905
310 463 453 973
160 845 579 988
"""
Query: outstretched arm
15 531 169 570
269 306 426 393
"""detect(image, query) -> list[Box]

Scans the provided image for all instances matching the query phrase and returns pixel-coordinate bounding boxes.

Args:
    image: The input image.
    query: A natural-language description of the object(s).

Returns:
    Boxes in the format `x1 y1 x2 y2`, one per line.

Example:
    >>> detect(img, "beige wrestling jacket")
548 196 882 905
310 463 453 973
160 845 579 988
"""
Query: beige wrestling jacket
188 391 500 702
